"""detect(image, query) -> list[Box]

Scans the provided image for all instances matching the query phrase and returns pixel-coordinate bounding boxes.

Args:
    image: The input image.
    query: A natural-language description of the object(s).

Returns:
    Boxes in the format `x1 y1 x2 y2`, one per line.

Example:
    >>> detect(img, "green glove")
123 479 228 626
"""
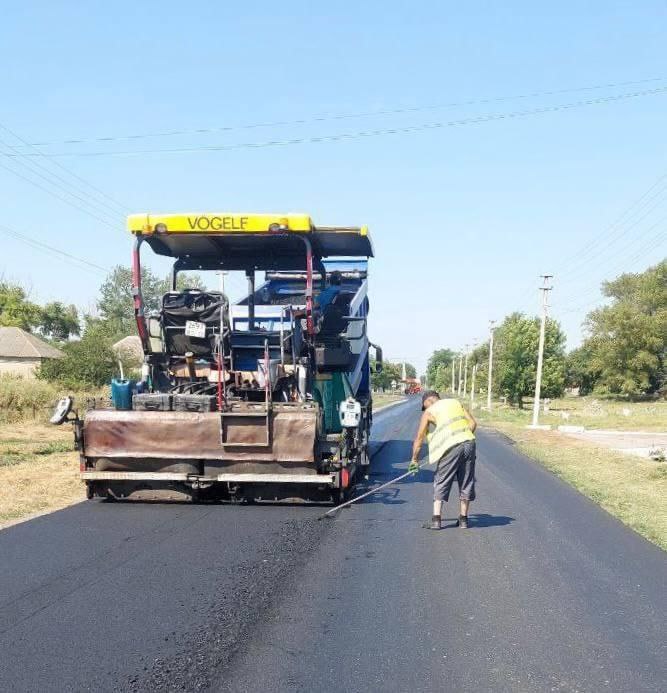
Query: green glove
408 460 419 474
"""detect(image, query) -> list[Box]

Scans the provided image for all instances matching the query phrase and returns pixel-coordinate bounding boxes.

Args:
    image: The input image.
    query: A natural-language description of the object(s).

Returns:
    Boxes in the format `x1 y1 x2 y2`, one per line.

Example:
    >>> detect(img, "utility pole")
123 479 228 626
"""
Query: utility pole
531 275 553 427
471 363 477 406
463 344 470 397
216 270 228 294
457 352 463 395
451 357 456 394
487 320 495 410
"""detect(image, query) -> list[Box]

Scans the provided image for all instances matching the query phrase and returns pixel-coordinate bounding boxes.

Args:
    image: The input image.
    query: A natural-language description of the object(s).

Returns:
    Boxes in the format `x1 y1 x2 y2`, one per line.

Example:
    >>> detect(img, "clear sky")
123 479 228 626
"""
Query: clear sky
1 1 666 373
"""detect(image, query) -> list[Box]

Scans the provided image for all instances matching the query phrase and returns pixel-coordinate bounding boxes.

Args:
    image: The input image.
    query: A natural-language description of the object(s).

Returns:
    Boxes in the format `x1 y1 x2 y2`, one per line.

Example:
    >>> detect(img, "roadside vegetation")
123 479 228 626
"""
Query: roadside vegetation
476 395 666 432
372 392 406 411
0 421 81 527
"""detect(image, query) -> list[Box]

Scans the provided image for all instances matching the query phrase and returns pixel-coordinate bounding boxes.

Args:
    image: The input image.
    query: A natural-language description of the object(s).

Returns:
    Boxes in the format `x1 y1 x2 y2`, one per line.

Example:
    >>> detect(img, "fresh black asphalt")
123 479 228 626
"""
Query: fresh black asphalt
0 400 664 692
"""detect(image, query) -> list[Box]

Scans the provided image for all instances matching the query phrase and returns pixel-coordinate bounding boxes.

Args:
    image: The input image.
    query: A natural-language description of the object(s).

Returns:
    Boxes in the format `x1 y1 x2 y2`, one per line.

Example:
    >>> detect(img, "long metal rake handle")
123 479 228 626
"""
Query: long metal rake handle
319 460 432 519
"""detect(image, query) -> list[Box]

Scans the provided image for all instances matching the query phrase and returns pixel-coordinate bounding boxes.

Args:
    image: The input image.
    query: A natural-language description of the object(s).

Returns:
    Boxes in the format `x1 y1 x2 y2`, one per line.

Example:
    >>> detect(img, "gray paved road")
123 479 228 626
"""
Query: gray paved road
0 400 664 692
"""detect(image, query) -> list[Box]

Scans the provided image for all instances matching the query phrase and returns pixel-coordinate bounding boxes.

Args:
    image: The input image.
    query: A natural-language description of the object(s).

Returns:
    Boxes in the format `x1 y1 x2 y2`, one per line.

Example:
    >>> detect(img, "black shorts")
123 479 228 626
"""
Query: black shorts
433 440 476 502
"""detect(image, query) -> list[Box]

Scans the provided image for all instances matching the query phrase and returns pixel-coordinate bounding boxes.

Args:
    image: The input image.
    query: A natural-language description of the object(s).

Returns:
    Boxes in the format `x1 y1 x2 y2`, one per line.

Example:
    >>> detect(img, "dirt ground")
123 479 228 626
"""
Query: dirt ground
0 422 83 528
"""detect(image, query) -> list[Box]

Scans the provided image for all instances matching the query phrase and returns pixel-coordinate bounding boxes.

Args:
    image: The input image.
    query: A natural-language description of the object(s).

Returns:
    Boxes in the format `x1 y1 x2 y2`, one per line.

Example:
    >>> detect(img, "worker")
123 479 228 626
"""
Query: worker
409 390 477 530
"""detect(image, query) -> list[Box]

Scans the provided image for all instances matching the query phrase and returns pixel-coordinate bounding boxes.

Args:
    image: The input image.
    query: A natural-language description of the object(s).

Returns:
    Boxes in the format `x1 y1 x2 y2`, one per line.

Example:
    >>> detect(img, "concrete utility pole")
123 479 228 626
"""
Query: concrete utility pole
471 363 477 406
216 270 228 295
487 320 496 410
463 345 470 397
531 275 553 427
451 358 456 394
457 352 463 395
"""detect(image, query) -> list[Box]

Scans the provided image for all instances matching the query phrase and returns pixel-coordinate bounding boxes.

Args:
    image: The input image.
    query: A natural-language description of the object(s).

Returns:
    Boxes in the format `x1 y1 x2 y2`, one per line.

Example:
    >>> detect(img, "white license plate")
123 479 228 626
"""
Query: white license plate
185 320 207 338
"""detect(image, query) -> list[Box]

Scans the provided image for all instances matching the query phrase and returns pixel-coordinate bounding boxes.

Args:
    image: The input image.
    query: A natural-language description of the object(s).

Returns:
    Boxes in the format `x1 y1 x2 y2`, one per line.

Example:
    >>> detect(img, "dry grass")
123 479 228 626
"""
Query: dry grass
372 392 406 411
0 422 83 528
473 395 667 431
486 419 667 550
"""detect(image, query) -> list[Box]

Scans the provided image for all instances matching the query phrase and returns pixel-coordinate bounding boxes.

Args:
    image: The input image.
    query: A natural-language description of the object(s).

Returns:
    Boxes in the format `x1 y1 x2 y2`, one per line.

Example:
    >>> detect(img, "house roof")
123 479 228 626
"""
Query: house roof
0 326 64 359
112 335 143 363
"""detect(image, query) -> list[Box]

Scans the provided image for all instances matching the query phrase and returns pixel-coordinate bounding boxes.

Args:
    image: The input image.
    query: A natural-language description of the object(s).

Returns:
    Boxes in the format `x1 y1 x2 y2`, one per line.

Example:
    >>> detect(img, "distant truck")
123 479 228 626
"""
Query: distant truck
53 213 382 503
402 378 422 395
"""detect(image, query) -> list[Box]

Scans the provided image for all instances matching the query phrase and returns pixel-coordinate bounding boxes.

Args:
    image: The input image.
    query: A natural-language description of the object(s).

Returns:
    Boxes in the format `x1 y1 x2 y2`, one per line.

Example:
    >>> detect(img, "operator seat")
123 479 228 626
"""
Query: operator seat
162 290 230 357
314 291 354 370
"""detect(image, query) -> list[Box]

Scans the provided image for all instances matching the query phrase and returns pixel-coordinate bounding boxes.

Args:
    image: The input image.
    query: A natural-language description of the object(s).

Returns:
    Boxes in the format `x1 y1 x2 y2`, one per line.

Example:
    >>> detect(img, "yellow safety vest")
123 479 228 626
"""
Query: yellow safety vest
426 398 475 464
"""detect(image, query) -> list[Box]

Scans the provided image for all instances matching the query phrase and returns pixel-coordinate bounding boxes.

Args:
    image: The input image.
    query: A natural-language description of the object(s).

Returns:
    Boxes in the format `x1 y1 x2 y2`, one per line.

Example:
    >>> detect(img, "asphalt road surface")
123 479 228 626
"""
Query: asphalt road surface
0 400 664 692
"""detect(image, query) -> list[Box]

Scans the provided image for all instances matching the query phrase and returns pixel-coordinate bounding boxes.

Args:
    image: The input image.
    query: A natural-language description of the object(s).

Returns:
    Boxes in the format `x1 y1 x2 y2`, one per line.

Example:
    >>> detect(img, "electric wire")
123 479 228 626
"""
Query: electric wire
0 137 123 225
555 215 667 306
0 223 110 275
0 121 129 215
0 157 119 231
9 85 667 159
556 178 667 281
553 230 666 315
11 77 663 149
511 172 667 315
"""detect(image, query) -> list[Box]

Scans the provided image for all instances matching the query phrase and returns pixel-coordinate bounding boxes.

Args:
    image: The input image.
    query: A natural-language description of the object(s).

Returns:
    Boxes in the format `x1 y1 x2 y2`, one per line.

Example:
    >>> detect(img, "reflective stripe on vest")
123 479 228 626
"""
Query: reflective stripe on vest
426 399 475 464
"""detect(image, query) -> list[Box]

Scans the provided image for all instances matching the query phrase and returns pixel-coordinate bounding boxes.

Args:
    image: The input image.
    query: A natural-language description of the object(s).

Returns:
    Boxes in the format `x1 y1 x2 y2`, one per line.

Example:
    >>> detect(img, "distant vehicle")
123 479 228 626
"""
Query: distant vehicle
402 377 422 395
53 213 382 503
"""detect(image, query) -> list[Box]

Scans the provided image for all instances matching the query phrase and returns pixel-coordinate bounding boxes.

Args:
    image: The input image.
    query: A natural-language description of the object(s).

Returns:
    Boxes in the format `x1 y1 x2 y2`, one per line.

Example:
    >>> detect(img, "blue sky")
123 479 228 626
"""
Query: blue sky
1 1 666 373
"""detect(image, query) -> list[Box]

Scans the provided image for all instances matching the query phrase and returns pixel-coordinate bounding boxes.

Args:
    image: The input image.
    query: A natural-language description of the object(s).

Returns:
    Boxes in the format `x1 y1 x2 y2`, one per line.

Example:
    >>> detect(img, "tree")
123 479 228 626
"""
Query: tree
39 302 80 341
371 360 415 391
565 344 599 395
494 312 566 407
0 281 42 331
426 349 456 387
97 266 205 339
38 317 128 388
584 260 666 396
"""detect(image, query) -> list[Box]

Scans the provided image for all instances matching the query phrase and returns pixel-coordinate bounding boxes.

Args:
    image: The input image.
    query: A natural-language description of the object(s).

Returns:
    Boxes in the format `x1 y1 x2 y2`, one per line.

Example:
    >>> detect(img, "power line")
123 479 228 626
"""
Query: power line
9 85 667 159
0 137 122 224
556 177 667 281
556 219 667 306
0 121 128 215
511 172 667 314
0 155 120 231
10 77 663 149
553 232 666 316
555 173 667 271
0 223 110 275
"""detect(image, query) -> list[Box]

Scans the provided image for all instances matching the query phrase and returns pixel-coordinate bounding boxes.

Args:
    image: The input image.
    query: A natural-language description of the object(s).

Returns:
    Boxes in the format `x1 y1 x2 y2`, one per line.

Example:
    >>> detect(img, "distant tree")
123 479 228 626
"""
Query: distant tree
97 266 205 339
426 349 456 387
0 281 42 331
494 312 566 407
584 260 666 396
565 343 599 395
371 360 408 391
39 302 80 341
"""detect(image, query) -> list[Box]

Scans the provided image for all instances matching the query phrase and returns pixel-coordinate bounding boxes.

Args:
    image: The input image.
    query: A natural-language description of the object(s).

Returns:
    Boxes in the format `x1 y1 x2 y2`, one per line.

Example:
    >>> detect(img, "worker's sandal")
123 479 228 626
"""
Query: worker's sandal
457 515 469 529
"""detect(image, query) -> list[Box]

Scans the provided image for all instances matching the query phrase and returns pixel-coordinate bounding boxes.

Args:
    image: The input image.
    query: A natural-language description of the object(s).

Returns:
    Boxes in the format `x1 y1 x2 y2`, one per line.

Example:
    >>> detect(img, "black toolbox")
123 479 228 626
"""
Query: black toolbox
133 393 172 411
172 394 216 413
